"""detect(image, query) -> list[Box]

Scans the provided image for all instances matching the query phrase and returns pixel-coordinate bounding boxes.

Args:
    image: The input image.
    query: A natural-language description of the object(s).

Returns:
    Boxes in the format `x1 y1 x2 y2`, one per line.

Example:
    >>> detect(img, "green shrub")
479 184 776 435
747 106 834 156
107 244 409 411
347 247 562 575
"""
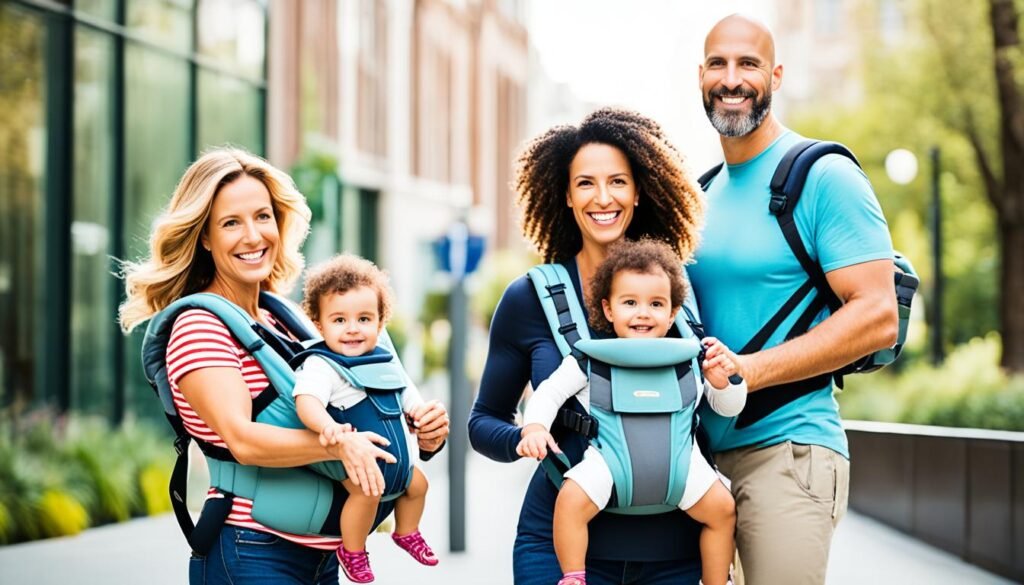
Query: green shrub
839 335 1024 431
0 414 175 544
138 463 172 515
36 489 89 537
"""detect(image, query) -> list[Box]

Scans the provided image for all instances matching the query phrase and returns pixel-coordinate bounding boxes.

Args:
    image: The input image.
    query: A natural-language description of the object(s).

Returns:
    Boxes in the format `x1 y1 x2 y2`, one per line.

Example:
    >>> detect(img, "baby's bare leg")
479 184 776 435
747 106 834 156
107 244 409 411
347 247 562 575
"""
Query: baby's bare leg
341 478 382 551
553 479 601 575
685 479 736 585
394 466 429 535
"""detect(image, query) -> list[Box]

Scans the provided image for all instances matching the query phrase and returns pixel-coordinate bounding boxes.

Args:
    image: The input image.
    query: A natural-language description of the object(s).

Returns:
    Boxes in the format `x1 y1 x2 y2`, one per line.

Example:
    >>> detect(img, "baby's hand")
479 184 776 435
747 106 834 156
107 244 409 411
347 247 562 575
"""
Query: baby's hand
702 337 741 390
516 424 561 461
319 422 353 447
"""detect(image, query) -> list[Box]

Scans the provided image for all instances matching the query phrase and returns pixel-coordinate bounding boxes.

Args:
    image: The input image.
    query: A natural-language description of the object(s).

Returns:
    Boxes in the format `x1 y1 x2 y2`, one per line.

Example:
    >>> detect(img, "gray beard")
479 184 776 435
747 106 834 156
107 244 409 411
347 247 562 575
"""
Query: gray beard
706 93 772 138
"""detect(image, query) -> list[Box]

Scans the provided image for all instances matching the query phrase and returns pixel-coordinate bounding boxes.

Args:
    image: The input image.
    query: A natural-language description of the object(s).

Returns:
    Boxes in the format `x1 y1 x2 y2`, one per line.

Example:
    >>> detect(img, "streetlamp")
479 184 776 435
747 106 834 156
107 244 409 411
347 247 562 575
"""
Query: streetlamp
885 147 944 364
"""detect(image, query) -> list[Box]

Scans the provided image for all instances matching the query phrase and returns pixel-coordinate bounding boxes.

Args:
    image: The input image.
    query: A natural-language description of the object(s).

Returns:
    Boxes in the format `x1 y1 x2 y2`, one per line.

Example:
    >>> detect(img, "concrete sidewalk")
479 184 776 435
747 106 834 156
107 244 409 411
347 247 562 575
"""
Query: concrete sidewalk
0 451 1014 584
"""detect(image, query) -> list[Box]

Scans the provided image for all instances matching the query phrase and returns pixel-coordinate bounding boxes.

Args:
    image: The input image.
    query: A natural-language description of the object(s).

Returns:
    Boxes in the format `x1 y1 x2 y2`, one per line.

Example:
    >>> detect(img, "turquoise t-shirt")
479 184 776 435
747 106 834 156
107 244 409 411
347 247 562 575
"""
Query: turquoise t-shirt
689 131 893 459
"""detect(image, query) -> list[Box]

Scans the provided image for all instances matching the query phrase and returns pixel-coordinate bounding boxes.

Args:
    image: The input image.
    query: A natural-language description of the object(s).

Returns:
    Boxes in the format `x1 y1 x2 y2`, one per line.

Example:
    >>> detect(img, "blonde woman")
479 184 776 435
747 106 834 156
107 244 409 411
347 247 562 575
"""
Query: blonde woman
120 148 449 584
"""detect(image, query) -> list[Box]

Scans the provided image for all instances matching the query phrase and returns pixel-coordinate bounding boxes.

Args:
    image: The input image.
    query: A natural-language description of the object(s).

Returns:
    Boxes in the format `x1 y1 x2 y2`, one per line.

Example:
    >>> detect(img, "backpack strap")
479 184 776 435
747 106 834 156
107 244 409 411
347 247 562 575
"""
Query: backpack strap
733 140 861 429
698 163 725 191
768 140 856 315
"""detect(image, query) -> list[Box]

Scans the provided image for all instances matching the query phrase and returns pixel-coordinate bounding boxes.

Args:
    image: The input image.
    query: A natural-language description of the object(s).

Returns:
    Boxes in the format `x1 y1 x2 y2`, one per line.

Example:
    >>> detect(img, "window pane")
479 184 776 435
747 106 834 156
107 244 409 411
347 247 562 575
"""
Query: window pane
123 44 191 418
196 69 263 154
0 4 48 413
197 0 265 80
72 27 117 417
127 0 194 53
75 0 118 21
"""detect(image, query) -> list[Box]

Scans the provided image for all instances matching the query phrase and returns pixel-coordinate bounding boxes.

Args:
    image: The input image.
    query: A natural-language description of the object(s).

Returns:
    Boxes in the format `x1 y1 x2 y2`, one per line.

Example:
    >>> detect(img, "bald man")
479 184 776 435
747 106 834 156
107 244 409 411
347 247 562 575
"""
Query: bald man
688 15 899 584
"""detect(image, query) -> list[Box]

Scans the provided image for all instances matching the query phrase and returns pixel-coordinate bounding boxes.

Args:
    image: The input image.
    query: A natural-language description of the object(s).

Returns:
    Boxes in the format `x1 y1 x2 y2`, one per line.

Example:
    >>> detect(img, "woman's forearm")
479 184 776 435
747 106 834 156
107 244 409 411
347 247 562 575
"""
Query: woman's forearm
468 405 522 462
227 422 333 467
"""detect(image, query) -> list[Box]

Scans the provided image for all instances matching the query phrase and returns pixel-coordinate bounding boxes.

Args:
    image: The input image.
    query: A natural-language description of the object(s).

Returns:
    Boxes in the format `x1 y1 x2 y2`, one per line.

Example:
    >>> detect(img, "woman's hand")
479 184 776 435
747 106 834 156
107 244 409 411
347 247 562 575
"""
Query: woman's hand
327 431 396 497
409 399 450 453
516 423 561 460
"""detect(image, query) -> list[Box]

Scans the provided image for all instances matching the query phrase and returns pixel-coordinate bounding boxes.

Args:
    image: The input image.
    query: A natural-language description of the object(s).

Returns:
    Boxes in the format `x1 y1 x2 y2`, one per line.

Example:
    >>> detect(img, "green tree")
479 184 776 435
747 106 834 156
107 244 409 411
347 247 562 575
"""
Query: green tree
789 0 1003 355
915 0 1024 370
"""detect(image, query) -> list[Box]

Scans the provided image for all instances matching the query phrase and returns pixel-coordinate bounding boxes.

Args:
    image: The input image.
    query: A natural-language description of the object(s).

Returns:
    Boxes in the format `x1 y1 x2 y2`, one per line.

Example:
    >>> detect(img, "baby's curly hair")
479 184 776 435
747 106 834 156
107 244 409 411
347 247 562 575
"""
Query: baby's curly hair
514 107 704 263
301 254 393 327
587 239 688 333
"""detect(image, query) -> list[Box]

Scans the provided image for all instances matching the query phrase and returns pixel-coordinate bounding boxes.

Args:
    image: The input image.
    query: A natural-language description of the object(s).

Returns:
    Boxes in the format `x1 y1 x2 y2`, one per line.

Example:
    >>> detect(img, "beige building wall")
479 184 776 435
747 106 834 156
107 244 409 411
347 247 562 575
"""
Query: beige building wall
266 0 529 333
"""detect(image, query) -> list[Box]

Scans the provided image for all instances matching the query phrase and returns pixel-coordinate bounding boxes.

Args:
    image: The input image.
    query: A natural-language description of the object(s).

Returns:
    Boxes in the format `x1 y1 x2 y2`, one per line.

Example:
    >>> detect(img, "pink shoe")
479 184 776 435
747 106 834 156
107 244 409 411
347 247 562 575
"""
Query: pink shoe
336 545 374 583
391 530 439 566
557 572 587 585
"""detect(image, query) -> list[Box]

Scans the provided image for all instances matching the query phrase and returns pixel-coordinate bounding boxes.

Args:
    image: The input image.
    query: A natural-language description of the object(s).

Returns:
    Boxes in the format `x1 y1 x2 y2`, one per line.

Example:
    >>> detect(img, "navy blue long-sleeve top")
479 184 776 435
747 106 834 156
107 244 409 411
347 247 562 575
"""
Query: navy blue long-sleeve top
468 261 702 563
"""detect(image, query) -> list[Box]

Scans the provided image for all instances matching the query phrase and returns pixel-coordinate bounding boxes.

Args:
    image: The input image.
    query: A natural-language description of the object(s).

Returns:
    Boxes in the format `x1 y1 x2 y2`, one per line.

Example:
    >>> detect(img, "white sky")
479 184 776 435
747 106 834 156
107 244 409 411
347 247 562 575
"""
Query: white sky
527 0 775 171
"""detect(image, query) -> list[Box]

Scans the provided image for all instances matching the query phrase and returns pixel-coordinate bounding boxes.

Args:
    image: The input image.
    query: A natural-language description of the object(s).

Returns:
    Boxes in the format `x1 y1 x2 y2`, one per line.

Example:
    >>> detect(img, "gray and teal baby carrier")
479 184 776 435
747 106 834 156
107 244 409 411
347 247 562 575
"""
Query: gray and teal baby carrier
141 291 412 554
528 264 706 514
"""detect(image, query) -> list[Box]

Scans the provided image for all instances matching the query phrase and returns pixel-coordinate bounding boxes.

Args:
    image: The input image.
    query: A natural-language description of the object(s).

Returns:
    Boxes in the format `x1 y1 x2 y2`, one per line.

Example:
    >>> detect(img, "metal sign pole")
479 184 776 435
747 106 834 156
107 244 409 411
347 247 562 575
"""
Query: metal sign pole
447 221 469 553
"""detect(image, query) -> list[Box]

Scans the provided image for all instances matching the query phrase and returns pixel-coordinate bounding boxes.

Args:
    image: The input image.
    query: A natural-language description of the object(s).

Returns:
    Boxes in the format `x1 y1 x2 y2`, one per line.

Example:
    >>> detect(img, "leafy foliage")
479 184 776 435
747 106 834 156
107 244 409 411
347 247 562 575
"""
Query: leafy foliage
0 415 174 544
840 335 1024 430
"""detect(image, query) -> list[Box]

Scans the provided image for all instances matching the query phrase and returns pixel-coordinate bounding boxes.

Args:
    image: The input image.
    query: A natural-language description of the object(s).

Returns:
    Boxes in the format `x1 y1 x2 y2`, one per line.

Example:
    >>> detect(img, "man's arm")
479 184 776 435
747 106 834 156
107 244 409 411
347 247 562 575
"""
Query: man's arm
737 258 898 392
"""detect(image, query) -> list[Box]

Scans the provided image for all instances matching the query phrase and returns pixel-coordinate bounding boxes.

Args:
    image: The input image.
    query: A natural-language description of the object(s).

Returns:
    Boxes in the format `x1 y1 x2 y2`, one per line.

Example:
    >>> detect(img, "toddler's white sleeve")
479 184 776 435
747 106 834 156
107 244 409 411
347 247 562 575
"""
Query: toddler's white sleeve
522 355 589 430
292 355 336 408
703 376 747 417
400 376 426 413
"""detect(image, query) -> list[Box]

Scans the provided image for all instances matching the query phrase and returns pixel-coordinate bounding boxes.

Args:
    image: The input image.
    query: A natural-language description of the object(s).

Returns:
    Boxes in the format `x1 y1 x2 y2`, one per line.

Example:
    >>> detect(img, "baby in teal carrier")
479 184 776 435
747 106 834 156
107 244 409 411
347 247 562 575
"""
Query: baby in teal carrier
517 240 747 585
292 254 441 583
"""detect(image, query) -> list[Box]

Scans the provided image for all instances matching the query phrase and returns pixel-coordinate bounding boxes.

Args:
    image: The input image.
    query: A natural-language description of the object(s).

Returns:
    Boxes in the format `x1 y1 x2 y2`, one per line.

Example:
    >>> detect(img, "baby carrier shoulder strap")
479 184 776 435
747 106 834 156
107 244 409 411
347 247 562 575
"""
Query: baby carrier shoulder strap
142 292 335 554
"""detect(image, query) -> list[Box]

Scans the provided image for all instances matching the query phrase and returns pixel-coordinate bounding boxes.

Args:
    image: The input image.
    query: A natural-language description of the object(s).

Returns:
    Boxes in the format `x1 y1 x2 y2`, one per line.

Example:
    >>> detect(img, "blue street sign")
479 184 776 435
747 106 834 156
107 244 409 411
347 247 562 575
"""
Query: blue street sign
434 222 485 280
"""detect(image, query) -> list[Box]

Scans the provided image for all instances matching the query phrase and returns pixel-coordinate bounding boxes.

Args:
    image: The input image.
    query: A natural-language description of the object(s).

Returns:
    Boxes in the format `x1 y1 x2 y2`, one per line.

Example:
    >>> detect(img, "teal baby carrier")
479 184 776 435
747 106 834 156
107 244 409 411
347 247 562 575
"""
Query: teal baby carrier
528 264 705 514
141 291 410 553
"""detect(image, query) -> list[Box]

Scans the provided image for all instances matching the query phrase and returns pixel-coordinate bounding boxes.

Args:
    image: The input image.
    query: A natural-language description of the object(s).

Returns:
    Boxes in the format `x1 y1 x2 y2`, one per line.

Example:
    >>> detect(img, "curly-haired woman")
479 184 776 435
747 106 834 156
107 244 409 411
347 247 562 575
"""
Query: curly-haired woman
468 108 709 584
119 148 448 584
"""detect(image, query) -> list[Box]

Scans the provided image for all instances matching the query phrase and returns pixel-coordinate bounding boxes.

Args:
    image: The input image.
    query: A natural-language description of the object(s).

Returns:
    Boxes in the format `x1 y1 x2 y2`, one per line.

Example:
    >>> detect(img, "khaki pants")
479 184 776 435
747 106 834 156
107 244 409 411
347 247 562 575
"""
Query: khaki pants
715 441 850 585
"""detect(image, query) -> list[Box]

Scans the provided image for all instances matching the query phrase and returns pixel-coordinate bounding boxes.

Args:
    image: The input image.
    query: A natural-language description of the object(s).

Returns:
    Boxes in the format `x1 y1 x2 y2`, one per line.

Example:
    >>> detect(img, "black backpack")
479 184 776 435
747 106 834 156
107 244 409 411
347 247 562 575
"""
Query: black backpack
698 140 919 429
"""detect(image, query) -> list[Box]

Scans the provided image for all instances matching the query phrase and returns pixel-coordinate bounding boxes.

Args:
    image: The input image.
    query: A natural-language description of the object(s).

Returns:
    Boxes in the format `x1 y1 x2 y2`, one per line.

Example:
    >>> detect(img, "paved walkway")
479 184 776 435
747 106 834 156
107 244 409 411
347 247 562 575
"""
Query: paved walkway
0 450 1014 584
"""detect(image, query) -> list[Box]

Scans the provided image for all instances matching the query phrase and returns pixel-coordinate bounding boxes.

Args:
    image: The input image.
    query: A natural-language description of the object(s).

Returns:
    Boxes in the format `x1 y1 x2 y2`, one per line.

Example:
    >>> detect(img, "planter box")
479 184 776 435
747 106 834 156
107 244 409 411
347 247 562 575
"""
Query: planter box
845 420 1024 582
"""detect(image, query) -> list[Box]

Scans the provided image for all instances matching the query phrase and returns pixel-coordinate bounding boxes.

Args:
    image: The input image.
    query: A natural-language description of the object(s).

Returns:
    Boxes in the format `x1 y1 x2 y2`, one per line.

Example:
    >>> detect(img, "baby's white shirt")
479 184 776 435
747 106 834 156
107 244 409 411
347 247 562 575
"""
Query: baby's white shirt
292 353 425 413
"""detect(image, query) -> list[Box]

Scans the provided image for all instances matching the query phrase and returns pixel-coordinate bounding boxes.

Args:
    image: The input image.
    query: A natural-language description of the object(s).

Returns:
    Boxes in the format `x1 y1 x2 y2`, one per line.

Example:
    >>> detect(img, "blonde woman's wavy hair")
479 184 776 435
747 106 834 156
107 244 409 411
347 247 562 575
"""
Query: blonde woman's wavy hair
118 148 311 333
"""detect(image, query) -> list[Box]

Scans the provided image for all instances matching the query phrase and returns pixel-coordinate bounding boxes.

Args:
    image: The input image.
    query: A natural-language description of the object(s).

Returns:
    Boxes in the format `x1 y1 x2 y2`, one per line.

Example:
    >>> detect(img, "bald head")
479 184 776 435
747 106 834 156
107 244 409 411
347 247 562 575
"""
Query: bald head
704 14 776 68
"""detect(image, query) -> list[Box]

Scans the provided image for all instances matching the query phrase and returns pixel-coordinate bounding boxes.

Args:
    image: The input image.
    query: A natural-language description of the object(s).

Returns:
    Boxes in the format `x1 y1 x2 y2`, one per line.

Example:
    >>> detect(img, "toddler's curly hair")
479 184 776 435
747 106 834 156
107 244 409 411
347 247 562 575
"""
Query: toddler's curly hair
302 254 393 327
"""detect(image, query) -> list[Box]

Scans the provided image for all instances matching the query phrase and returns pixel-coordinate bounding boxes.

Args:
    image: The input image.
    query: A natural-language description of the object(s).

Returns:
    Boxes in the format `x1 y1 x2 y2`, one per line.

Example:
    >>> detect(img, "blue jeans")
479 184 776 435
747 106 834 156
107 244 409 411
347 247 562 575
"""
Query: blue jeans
189 526 337 585
513 534 702 585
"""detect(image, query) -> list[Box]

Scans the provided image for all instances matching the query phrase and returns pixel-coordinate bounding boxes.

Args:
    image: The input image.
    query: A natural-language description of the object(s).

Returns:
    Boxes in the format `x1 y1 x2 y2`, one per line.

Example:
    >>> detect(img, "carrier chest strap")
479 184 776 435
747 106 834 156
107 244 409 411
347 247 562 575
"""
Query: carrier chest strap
557 407 599 440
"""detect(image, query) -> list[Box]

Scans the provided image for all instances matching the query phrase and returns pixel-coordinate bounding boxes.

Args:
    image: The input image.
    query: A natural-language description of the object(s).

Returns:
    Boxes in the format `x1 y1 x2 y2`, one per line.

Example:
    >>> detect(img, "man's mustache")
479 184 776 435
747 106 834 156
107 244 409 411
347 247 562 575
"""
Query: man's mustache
709 87 757 99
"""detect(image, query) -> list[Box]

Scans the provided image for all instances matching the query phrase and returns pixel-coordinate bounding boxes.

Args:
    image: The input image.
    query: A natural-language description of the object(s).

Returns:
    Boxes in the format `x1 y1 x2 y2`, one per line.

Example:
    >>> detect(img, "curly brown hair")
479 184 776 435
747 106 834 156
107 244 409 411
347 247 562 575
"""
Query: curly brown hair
301 254 393 327
514 107 704 263
587 239 688 333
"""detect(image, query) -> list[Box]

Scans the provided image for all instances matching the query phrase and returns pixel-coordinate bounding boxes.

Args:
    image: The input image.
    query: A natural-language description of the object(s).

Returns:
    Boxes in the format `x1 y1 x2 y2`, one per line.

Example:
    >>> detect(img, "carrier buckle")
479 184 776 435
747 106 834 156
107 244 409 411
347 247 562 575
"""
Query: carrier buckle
548 283 566 294
173 434 191 456
577 416 598 439
558 323 578 335
769 192 788 215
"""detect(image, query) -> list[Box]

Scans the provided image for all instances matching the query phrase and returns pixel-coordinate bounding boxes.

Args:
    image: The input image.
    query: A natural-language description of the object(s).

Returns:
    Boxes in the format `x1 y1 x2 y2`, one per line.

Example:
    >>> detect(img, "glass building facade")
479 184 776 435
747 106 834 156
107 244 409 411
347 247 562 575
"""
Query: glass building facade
0 0 267 424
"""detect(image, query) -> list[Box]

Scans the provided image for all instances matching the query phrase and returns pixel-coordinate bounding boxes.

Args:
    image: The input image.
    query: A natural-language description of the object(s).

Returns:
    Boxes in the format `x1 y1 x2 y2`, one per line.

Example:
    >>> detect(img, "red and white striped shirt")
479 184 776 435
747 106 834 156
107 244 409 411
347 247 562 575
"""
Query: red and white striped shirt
167 308 342 550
